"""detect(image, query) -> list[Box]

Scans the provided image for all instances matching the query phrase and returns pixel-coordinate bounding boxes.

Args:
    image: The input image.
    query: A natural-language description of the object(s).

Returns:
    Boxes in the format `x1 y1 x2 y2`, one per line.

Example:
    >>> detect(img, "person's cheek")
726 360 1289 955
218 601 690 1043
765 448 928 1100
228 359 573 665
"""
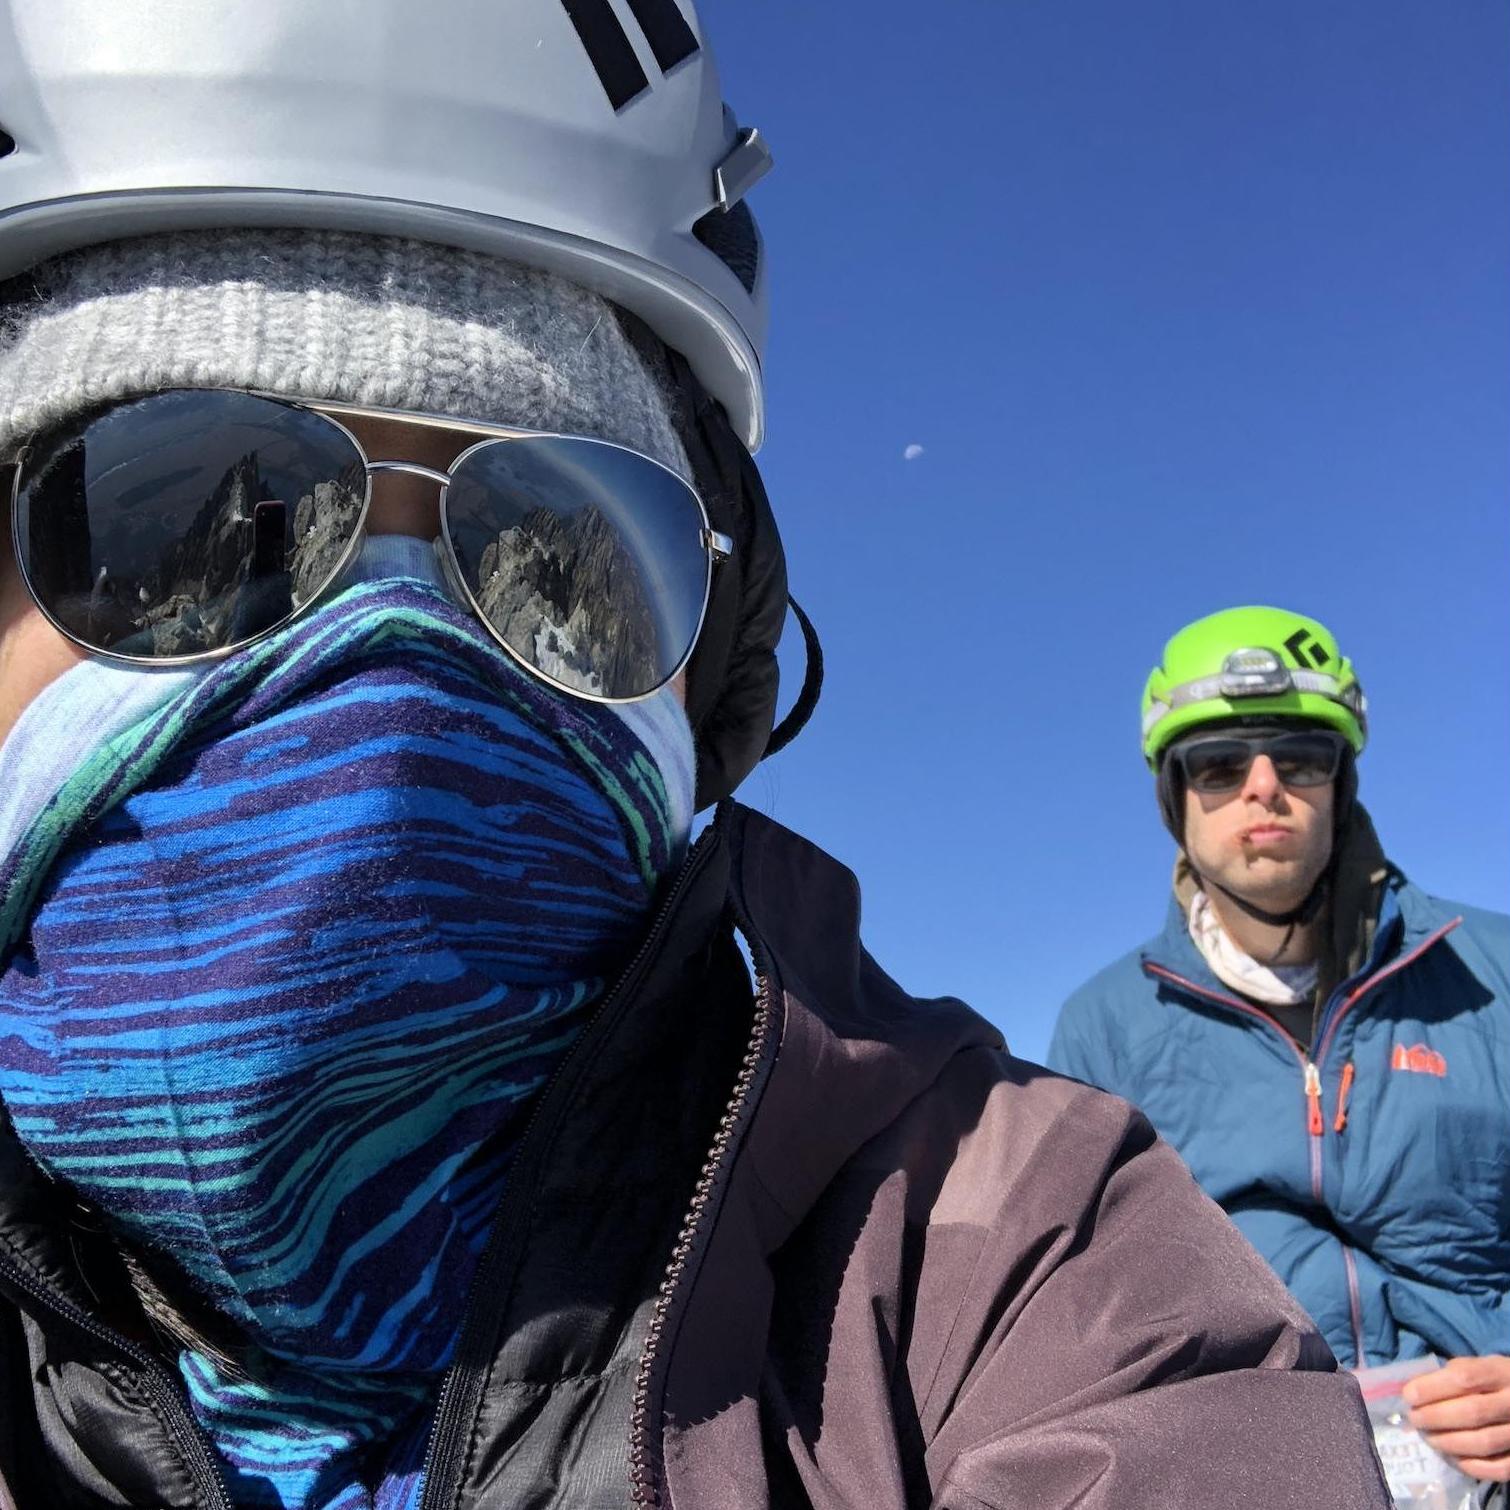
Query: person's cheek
0 548 89 746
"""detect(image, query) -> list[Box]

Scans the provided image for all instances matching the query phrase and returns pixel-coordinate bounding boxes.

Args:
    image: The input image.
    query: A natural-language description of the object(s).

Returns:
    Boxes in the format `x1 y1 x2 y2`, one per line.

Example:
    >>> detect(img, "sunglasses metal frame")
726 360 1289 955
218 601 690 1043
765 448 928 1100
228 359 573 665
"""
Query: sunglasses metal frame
9 389 733 704
1170 729 1348 795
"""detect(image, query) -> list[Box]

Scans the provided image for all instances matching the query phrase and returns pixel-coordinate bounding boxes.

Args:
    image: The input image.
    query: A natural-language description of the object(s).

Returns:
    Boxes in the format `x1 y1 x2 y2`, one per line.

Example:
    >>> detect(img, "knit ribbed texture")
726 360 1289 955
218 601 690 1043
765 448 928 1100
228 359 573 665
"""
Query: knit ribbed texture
0 230 689 479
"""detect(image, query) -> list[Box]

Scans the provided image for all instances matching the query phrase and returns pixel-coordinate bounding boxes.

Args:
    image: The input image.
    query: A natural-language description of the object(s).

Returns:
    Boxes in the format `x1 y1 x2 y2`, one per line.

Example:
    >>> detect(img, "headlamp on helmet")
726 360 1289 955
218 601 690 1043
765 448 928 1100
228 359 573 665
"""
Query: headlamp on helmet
1218 648 1292 698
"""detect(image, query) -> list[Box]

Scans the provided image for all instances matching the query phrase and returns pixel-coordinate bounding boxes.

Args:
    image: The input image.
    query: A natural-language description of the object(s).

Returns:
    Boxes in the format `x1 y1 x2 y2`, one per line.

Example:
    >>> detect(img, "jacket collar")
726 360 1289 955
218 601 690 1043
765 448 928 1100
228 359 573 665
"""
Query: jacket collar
719 802 1001 1243
1143 850 1451 1007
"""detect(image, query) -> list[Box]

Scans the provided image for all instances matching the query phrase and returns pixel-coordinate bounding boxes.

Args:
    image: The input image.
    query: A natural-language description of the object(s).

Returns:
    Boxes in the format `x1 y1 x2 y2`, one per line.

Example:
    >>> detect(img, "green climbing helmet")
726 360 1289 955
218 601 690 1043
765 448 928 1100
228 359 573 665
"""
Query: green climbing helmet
1141 605 1368 770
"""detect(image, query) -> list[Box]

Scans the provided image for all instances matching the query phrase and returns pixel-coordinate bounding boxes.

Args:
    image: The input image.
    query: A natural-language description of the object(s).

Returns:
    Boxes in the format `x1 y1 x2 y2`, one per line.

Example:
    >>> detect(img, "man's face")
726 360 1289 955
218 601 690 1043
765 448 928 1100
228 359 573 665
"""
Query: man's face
1179 732 1336 912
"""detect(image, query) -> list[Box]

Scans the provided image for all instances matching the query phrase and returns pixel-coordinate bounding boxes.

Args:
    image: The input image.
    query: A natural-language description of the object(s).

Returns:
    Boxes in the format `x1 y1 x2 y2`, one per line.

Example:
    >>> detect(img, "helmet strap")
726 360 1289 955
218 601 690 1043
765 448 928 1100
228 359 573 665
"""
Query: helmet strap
1206 874 1329 930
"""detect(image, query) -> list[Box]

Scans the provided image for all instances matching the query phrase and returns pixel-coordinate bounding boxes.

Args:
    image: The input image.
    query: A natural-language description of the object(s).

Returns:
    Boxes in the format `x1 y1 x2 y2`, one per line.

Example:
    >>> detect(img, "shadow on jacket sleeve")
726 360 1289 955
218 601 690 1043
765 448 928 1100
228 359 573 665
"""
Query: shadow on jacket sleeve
919 1059 1390 1509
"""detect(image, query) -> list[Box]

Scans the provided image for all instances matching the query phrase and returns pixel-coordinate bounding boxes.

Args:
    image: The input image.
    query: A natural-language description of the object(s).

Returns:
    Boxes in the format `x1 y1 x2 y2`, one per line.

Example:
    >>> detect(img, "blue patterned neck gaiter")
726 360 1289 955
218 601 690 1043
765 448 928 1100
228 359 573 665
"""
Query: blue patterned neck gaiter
0 578 691 1510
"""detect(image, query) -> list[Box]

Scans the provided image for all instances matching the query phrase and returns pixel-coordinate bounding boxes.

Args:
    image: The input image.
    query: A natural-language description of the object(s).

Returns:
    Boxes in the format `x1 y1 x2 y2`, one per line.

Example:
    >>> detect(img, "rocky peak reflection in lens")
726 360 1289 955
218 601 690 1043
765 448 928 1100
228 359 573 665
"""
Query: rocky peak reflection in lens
446 437 705 699
19 393 364 656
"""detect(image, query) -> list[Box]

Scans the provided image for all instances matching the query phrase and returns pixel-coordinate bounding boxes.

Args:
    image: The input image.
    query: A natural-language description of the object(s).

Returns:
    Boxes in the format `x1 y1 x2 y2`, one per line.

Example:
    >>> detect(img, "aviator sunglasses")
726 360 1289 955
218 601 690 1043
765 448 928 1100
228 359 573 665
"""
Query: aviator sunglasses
8 388 733 703
1170 729 1349 795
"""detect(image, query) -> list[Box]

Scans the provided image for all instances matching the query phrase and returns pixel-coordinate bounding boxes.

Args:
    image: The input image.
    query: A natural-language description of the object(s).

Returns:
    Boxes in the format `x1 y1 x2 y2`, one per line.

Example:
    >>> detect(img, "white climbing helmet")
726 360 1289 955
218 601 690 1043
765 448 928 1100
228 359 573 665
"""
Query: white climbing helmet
0 0 773 447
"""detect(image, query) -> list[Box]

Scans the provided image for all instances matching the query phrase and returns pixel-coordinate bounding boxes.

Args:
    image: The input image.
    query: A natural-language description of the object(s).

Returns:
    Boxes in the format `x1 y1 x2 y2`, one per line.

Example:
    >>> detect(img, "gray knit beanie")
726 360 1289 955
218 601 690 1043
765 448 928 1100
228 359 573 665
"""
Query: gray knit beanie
0 229 689 478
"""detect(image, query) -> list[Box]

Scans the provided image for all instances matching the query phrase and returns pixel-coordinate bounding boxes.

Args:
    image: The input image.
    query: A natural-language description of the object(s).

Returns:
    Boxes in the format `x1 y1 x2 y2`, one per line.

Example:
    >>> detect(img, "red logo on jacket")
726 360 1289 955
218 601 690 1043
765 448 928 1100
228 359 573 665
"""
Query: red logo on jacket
1391 1042 1447 1078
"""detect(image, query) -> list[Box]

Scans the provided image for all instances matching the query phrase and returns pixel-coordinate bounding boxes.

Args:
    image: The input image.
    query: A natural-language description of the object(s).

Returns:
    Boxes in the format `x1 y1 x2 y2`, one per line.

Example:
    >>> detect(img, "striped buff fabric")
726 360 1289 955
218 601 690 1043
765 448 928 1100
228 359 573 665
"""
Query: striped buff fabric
0 579 686 1508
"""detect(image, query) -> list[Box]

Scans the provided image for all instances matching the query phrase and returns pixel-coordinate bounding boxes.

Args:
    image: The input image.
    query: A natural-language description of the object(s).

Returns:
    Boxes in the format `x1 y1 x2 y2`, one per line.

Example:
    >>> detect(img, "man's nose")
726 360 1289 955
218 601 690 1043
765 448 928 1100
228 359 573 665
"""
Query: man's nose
1241 753 1283 804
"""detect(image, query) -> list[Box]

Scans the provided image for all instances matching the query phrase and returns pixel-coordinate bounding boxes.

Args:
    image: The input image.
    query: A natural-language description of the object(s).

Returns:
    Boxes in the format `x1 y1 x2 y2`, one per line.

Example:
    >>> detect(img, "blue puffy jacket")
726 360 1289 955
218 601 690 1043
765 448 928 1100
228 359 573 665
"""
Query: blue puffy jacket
1049 867 1510 1368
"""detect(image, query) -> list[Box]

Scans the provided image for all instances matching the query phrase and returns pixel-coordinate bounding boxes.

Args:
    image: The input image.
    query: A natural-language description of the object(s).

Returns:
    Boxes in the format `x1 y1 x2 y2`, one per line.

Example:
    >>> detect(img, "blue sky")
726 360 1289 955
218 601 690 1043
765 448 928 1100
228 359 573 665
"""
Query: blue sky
704 0 1509 1061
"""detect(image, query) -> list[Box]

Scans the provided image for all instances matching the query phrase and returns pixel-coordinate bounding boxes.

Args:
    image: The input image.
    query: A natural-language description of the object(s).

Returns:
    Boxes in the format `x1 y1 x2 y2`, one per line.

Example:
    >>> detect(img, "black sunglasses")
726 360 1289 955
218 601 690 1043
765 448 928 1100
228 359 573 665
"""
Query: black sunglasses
8 389 731 703
1171 730 1348 795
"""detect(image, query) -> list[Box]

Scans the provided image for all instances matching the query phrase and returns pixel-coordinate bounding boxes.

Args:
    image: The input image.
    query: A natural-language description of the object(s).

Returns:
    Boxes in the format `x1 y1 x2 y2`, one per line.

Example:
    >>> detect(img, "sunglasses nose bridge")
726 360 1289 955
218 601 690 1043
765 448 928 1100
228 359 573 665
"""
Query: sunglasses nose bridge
1240 751 1284 796
365 459 454 489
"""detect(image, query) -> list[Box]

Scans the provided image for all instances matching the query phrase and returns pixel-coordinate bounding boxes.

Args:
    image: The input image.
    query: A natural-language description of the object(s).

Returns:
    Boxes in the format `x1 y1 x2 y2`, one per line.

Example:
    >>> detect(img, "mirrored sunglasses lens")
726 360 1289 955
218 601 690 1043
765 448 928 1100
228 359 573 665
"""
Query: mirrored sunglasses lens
444 437 708 699
14 391 365 658
1270 734 1342 787
1182 741 1252 793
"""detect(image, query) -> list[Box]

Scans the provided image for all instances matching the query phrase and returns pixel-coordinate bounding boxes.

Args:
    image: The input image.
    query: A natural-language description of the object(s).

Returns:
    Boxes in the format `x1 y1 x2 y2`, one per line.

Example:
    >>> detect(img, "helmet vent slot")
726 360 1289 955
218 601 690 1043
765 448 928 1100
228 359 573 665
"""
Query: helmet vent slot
694 201 759 294
0 128 15 159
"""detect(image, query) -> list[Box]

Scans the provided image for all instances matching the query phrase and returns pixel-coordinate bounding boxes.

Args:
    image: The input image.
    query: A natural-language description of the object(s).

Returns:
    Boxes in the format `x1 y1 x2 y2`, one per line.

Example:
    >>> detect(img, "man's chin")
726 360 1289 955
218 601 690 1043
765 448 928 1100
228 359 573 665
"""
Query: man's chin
1228 858 1317 913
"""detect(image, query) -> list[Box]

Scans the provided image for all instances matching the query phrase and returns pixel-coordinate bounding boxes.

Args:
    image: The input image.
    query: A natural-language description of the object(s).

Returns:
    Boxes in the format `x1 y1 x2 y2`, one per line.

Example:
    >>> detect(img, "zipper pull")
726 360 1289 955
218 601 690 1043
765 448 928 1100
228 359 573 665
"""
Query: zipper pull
1305 1062 1324 1136
1334 1061 1355 1133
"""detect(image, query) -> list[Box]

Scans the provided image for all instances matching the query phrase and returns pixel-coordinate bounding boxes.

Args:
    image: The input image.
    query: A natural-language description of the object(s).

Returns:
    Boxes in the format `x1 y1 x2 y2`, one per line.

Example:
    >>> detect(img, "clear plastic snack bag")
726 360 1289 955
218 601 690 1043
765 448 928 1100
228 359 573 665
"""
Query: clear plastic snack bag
1357 1357 1480 1509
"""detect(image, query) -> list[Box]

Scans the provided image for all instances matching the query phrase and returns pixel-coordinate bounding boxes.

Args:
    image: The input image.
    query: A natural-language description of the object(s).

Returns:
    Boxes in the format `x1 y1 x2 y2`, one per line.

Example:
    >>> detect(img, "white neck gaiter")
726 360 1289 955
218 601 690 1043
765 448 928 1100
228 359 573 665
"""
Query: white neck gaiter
1187 888 1319 1007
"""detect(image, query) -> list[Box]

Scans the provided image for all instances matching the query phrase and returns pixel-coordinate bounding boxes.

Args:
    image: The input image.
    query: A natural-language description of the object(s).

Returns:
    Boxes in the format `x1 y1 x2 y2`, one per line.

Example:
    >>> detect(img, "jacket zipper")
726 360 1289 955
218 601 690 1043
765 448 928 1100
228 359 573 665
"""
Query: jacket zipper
627 928 777 1510
1143 962 1324 1192
628 857 791 1503
418 828 722 1510
1302 1063 1325 1194
0 1243 233 1509
1342 1244 1368 1367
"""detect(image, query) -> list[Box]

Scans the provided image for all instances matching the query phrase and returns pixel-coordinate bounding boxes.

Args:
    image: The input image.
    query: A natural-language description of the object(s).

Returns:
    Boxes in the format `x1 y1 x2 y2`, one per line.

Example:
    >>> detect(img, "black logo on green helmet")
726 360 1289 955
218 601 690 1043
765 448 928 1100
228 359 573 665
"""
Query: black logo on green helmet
1283 628 1330 670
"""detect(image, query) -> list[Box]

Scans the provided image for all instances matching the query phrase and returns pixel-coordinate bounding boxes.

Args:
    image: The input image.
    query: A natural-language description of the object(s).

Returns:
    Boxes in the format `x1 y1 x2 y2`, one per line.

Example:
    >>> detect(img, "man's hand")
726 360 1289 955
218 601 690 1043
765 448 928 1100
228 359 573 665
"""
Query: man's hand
1403 1355 1510 1481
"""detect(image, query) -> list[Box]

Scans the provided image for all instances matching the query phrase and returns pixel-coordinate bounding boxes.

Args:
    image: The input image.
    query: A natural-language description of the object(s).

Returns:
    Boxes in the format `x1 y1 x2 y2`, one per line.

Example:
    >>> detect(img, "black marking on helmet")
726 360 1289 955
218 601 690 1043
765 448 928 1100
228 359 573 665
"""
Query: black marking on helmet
623 0 699 72
1283 628 1330 669
560 0 652 110
0 128 15 159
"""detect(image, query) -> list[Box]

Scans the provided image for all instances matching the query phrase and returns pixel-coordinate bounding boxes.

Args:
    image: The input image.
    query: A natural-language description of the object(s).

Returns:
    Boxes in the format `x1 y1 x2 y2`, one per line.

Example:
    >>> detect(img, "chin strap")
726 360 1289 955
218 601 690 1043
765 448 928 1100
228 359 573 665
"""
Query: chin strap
1206 873 1329 930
